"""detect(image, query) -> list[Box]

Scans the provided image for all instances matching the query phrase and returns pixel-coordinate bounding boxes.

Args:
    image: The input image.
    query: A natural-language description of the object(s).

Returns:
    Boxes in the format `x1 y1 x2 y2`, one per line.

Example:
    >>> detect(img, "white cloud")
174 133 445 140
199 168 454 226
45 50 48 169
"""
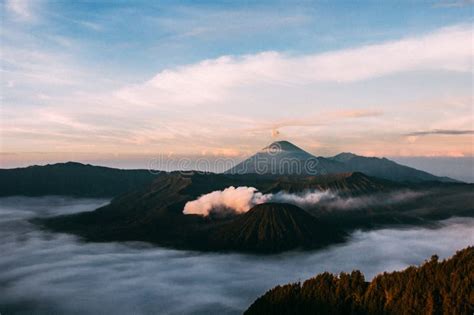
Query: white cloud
6 0 35 21
117 25 472 107
2 22 473 159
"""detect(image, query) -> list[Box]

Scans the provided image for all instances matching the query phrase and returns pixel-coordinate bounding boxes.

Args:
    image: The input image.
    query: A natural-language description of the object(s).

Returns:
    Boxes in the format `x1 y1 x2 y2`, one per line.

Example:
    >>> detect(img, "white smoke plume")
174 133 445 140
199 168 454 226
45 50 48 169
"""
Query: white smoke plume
183 186 270 216
325 190 426 210
183 186 334 216
269 190 336 209
183 186 426 217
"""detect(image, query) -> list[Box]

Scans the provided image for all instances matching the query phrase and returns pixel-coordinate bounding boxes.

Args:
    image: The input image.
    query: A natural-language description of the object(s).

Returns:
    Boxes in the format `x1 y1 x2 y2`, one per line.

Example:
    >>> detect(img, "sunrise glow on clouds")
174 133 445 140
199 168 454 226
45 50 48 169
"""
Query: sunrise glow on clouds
1 0 473 169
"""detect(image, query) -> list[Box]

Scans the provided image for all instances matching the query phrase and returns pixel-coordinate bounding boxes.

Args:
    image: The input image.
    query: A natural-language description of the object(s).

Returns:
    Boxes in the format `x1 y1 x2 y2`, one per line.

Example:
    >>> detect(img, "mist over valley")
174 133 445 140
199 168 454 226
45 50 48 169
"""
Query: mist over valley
1 197 472 314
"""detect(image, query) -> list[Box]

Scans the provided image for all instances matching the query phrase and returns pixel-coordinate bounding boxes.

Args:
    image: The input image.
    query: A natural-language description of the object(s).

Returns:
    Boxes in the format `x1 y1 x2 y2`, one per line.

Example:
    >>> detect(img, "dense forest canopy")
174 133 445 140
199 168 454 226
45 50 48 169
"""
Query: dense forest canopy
246 246 474 315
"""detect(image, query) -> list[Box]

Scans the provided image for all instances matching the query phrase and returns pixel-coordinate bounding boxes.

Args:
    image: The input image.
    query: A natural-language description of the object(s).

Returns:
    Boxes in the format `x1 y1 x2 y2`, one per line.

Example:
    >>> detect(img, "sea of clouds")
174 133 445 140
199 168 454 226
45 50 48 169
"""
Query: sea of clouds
0 197 473 314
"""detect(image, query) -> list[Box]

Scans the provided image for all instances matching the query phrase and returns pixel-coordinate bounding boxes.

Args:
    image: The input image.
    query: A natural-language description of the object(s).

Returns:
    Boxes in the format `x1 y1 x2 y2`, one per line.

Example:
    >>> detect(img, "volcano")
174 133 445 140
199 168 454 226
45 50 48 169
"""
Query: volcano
206 203 345 253
225 140 456 183
37 169 472 253
225 141 345 176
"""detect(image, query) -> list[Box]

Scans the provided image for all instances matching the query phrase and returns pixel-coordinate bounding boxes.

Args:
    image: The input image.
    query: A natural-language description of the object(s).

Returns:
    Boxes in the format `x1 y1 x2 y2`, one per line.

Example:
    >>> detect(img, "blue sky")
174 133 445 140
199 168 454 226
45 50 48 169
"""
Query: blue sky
1 0 473 180
4 1 471 75
2 1 472 79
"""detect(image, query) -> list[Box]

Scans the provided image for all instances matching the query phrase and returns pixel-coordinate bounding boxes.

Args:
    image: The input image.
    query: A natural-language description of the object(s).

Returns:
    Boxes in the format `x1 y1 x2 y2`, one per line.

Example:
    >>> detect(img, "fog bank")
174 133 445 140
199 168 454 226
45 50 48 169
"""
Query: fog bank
1 197 473 314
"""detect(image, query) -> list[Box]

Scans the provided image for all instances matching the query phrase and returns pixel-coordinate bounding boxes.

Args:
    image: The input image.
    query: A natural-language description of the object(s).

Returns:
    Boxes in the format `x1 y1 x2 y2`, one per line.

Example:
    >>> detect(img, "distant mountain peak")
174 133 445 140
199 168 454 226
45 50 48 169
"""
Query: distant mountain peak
332 152 358 162
225 140 456 182
262 140 306 152
225 140 332 175
225 140 352 176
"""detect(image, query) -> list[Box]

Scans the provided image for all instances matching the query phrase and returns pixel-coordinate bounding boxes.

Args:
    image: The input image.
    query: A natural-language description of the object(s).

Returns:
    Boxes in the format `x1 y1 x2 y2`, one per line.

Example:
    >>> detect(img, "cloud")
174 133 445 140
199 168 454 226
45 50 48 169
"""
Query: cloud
183 186 270 216
324 191 426 210
183 187 336 217
405 129 474 136
253 109 383 132
1 197 473 314
5 0 36 21
2 22 473 161
117 25 472 107
182 186 424 216
269 190 336 209
0 43 90 88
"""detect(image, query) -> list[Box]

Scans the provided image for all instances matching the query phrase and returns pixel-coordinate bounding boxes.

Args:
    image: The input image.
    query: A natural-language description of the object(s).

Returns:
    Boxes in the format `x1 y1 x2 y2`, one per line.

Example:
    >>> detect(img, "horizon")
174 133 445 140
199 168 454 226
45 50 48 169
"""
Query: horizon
1 138 473 182
1 0 473 179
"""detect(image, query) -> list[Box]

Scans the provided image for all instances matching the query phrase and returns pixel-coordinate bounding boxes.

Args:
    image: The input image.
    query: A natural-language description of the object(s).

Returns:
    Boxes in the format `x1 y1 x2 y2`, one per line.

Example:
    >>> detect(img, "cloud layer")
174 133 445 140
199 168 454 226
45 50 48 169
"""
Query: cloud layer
405 129 474 136
1 197 473 314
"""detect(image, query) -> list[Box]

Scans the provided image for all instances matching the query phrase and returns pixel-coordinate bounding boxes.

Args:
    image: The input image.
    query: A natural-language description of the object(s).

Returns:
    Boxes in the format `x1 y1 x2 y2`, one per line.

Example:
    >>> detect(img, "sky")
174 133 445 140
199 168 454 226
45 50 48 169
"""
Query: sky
0 0 473 176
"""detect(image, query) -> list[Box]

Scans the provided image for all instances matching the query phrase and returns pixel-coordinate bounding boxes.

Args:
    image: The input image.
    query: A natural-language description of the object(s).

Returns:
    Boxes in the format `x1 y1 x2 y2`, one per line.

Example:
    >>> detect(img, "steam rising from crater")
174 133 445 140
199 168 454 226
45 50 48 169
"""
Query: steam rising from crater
183 186 425 216
183 186 335 216
183 186 270 216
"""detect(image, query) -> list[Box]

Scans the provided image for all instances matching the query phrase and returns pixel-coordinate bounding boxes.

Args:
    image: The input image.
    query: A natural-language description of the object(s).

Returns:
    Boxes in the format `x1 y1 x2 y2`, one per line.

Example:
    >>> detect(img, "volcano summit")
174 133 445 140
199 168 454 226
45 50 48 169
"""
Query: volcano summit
225 141 345 176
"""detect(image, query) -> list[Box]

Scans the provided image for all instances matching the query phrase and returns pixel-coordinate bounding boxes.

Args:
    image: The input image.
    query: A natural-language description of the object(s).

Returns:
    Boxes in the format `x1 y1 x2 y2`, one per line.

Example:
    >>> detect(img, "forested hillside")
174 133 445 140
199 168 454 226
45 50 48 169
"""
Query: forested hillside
0 162 158 197
246 247 474 315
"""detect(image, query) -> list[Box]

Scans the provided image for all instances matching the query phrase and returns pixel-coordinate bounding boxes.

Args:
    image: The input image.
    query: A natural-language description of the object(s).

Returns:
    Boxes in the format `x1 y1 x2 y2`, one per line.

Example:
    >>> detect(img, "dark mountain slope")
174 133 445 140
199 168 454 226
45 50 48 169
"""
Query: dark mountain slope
44 171 394 224
39 172 390 252
246 246 474 314
0 162 159 197
264 172 396 196
39 171 472 253
330 152 457 183
0 141 457 199
206 203 345 253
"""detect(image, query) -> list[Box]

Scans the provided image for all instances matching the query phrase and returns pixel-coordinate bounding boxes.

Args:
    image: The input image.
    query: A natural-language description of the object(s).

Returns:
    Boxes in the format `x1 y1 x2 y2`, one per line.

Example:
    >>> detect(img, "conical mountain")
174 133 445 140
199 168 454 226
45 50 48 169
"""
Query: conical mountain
207 203 345 253
262 140 311 153
225 140 345 176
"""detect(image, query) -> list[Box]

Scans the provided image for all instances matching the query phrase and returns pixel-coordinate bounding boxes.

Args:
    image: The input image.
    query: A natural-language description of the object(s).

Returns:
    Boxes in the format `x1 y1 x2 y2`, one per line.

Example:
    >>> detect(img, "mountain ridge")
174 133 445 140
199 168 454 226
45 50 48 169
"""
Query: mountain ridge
0 162 159 197
328 151 458 183
38 168 473 253
0 140 459 198
38 171 398 253
226 140 457 183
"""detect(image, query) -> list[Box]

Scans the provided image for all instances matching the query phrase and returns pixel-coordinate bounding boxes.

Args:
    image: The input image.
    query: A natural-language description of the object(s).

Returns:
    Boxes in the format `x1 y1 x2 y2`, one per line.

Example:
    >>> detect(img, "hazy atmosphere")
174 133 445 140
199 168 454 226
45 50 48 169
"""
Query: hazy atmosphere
1 1 473 179
1 197 473 314
1 1 473 314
